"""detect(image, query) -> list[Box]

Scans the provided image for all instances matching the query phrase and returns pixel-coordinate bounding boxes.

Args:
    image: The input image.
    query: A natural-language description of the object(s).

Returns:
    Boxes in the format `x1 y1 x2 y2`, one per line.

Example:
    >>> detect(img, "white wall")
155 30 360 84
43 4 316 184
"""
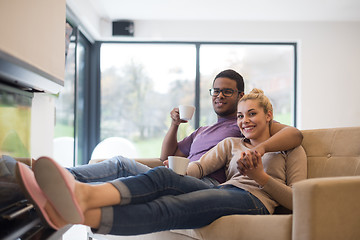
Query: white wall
0 0 66 84
131 20 360 130
30 93 55 159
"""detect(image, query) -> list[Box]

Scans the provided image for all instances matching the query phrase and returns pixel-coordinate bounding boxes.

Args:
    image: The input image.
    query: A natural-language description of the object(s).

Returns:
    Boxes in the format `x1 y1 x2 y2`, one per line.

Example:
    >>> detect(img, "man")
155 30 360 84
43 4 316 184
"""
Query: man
160 69 302 184
161 69 245 184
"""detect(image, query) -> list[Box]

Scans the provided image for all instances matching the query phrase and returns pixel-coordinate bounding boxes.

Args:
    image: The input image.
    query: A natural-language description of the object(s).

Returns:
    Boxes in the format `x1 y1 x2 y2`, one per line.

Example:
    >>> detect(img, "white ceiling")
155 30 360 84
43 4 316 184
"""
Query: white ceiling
89 0 360 21
67 0 360 40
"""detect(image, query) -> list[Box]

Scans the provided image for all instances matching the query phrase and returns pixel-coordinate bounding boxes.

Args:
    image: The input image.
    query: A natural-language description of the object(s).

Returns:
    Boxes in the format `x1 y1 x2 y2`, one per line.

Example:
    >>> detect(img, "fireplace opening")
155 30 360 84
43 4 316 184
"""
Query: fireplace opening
0 82 33 158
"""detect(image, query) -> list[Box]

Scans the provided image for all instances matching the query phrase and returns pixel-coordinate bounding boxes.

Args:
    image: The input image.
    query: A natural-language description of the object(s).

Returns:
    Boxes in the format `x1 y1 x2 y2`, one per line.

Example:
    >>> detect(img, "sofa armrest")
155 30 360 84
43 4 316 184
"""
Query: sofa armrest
134 158 164 168
194 215 292 240
292 176 360 240
89 157 163 168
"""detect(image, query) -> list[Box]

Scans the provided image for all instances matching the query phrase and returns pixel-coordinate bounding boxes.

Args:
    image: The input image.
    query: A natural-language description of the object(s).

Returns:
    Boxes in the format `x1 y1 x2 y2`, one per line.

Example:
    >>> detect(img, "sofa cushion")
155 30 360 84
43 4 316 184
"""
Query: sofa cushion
301 127 360 178
195 214 292 240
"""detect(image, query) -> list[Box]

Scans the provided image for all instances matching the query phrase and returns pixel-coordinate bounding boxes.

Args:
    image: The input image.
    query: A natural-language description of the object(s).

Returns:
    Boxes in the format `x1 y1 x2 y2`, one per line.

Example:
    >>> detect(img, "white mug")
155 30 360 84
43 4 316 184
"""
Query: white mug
168 156 190 175
179 105 195 121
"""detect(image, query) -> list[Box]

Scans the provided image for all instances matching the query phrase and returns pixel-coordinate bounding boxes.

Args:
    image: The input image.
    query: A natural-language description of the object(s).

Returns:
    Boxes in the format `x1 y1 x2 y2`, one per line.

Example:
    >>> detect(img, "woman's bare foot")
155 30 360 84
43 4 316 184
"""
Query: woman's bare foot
71 180 120 226
44 182 102 229
73 181 91 214
74 181 121 211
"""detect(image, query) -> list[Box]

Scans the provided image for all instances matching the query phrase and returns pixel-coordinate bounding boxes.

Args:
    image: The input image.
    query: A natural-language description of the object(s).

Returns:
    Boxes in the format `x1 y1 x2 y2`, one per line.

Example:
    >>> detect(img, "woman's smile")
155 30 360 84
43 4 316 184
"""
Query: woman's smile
237 99 272 145
242 125 255 133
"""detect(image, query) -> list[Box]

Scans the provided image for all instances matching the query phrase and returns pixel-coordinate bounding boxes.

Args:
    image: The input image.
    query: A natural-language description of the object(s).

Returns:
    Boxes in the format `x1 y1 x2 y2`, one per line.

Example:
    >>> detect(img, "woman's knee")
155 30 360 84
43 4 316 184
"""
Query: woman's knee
147 166 178 181
151 166 172 176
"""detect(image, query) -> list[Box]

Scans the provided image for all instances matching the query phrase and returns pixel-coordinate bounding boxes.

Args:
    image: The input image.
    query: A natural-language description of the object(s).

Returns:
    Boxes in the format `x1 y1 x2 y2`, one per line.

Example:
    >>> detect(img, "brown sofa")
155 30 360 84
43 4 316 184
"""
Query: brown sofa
89 126 360 240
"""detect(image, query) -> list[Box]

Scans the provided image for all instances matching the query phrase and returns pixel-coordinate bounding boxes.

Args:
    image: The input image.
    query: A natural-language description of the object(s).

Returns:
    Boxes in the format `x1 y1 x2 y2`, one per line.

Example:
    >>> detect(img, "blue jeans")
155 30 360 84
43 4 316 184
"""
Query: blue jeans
96 167 269 235
67 156 219 186
67 156 151 183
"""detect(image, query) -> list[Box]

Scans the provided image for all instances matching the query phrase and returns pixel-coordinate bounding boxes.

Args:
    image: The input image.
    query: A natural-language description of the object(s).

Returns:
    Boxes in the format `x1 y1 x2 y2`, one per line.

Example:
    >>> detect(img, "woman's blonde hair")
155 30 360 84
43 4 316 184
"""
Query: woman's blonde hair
239 88 273 123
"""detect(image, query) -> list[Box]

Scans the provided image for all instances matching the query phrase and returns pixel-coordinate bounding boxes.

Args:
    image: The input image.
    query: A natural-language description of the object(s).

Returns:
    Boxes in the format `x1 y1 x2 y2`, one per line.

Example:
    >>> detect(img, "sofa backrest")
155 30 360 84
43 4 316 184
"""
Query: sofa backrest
301 127 360 179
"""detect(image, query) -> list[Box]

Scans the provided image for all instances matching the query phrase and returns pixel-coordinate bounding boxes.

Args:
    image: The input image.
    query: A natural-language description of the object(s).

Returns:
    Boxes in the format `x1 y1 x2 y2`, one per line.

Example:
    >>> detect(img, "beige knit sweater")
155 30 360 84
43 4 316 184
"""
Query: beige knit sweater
187 137 307 214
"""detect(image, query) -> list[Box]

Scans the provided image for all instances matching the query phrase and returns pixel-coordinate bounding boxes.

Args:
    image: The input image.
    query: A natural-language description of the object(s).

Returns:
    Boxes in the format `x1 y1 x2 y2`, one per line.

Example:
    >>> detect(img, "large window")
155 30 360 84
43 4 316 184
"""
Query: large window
199 44 295 126
100 42 296 158
100 44 196 158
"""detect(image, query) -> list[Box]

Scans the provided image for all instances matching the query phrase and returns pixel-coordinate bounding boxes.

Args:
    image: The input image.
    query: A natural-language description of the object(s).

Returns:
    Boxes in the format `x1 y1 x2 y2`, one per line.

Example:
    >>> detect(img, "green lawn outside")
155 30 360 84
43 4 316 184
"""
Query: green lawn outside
273 113 292 126
54 124 74 138
134 137 163 158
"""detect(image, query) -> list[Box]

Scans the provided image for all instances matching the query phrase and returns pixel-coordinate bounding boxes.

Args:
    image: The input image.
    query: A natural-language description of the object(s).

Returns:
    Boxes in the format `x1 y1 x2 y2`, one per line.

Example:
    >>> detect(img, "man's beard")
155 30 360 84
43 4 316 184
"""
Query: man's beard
214 105 237 117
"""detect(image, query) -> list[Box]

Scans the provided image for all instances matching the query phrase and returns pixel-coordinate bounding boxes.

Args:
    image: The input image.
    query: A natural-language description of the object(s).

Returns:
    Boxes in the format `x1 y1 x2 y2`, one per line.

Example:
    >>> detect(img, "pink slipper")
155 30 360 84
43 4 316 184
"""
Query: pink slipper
15 162 59 230
33 156 84 224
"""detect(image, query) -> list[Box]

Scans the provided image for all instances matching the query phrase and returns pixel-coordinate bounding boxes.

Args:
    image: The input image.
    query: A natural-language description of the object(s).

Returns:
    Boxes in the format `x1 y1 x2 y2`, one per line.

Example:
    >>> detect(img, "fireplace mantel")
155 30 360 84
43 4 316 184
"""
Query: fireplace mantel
0 50 63 93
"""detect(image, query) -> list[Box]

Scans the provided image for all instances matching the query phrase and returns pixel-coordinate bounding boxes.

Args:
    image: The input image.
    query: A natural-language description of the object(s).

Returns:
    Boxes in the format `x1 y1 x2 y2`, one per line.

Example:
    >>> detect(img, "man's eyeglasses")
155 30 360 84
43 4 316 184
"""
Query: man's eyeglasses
209 88 241 97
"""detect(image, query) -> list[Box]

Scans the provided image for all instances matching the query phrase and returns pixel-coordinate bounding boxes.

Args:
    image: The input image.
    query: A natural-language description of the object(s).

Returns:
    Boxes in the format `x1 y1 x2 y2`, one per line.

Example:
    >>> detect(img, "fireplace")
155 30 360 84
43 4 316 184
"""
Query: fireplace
0 50 68 239
0 1 71 237
0 85 68 239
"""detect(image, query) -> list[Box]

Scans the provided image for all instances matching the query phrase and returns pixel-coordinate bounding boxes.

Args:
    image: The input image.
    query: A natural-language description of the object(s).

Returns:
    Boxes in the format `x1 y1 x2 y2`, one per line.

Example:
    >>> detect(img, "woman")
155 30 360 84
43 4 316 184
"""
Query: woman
16 88 307 235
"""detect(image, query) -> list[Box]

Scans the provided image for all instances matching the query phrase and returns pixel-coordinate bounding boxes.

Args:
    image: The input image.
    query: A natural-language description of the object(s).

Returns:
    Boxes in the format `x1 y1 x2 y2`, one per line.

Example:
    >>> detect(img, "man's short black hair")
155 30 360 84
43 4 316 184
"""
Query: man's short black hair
213 69 244 92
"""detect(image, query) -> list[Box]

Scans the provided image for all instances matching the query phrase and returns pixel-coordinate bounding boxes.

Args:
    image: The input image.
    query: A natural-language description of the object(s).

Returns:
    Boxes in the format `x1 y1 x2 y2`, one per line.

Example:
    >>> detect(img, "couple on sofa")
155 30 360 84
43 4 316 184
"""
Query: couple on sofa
15 69 306 235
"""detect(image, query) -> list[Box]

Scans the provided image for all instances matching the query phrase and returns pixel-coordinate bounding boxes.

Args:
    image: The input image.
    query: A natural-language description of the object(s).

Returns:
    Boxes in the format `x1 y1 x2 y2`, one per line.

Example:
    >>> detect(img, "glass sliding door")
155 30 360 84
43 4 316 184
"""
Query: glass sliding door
74 33 91 165
54 24 92 166
53 24 76 167
100 43 196 158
